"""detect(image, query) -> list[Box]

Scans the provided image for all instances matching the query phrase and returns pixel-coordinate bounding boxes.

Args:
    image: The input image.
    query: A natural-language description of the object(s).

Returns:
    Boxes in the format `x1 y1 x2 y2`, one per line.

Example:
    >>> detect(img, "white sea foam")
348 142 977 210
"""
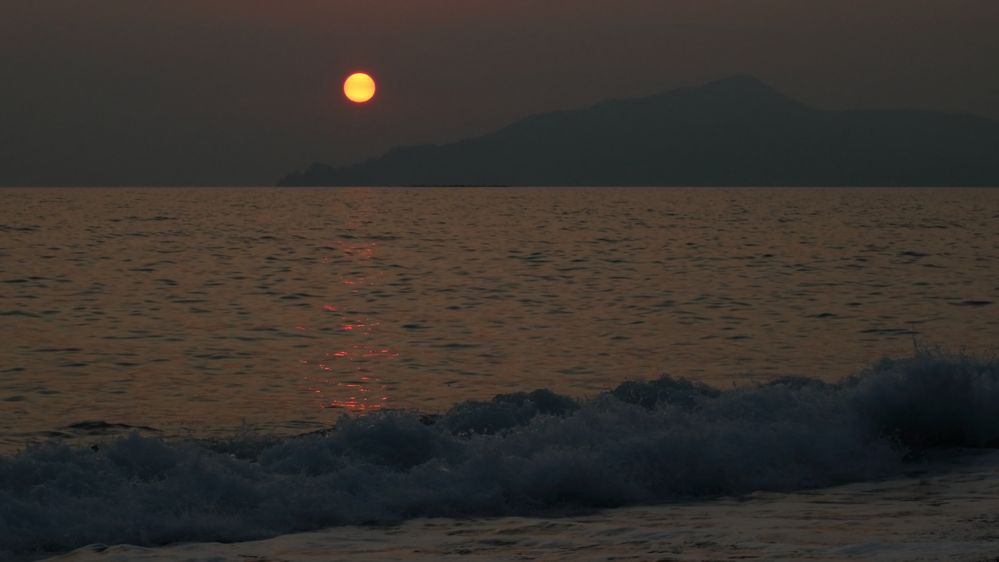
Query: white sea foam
42 450 999 561
2 352 997 561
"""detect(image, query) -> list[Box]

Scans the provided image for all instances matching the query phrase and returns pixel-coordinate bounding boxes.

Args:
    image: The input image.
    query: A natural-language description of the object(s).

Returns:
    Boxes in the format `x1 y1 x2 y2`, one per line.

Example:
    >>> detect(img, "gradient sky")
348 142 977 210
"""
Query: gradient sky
2 0 997 186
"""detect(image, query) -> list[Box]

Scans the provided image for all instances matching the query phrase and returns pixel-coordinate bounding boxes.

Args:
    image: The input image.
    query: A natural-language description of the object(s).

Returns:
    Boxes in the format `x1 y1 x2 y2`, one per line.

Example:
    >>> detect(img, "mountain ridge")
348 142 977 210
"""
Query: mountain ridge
280 76 999 187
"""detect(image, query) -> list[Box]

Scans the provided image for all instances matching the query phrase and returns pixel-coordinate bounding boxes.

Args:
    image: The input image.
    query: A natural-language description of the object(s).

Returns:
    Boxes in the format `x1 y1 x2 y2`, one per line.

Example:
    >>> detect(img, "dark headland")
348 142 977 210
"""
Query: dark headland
280 76 999 187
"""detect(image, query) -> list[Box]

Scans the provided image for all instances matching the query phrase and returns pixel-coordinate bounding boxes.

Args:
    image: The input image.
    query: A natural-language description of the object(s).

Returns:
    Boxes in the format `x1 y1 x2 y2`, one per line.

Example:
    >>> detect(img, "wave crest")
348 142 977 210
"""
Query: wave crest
1 352 997 559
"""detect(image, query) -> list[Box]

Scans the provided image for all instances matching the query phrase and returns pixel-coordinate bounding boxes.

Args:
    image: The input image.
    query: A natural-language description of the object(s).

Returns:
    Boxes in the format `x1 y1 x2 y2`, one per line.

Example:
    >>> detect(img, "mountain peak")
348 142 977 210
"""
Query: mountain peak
692 75 791 103
701 75 773 92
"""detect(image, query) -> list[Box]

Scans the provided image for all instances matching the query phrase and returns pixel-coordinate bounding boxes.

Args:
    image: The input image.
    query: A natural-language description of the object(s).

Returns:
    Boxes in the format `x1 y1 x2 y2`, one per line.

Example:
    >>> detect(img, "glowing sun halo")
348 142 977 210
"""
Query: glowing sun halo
343 72 376 103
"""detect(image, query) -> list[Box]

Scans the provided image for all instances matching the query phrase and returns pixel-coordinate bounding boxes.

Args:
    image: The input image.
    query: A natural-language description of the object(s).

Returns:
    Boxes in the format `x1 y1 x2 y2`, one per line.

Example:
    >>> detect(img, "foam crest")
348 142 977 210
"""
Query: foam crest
1 352 996 560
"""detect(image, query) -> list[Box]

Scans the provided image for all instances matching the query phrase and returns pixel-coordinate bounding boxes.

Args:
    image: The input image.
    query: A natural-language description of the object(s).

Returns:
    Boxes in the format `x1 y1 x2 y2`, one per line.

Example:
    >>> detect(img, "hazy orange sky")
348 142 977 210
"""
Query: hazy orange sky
2 0 997 185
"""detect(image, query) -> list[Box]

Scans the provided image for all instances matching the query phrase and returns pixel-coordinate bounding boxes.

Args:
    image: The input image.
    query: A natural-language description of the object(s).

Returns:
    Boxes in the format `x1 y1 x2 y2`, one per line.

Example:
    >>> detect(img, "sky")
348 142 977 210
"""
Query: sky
2 0 997 186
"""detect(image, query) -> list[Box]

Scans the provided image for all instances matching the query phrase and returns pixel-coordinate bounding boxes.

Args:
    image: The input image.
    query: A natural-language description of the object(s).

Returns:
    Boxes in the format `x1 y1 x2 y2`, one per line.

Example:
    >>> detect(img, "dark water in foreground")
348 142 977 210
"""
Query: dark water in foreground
1 187 996 450
2 353 999 560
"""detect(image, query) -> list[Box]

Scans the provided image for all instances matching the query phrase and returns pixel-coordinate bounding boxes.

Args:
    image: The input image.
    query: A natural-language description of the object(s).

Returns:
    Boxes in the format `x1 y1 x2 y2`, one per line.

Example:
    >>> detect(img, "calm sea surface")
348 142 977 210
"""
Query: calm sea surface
1 187 997 451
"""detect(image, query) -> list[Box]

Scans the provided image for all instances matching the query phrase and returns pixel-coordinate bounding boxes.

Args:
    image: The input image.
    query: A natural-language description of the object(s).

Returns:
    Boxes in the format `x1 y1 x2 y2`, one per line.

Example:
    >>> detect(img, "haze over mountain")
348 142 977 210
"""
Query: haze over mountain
281 76 999 187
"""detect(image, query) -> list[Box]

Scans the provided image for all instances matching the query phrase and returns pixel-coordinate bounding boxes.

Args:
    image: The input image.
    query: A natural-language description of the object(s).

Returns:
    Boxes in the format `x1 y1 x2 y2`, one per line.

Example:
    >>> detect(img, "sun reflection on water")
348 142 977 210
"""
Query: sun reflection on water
300 233 398 413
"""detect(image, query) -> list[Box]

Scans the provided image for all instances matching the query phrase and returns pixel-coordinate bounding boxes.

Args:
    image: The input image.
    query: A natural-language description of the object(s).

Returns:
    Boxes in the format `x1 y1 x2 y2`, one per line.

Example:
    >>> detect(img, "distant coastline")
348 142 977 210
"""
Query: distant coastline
281 76 999 188
405 184 513 188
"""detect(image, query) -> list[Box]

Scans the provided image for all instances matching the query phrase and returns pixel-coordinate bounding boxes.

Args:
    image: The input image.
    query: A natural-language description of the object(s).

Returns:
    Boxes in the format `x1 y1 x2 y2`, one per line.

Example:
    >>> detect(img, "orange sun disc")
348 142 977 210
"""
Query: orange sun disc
343 72 376 103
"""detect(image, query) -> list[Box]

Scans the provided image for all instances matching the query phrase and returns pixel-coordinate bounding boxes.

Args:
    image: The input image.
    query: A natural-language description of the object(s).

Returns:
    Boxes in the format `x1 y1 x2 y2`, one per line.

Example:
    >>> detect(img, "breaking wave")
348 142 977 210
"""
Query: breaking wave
2 352 997 560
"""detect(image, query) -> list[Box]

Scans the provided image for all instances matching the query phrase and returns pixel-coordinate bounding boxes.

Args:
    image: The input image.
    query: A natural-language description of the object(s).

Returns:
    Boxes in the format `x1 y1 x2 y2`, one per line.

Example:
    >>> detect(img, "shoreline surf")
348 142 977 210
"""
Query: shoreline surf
4 351 998 561
42 449 999 561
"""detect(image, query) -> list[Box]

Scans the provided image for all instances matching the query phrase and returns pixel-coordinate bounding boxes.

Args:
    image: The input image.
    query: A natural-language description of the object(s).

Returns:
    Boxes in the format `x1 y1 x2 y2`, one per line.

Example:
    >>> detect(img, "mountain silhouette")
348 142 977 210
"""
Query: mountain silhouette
280 76 999 186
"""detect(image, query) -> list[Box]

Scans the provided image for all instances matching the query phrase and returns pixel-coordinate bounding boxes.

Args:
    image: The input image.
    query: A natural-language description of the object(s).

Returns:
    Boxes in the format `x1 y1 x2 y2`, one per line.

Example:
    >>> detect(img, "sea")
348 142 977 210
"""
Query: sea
1 187 998 561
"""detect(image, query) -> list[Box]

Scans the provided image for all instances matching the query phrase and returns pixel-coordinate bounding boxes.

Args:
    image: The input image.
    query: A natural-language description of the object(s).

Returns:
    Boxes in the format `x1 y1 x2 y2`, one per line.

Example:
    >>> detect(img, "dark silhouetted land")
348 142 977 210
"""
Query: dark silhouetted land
281 76 999 187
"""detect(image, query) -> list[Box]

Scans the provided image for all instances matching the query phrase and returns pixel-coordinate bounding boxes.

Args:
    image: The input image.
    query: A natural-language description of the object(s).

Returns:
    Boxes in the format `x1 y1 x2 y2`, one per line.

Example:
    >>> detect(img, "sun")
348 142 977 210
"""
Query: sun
343 72 376 104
